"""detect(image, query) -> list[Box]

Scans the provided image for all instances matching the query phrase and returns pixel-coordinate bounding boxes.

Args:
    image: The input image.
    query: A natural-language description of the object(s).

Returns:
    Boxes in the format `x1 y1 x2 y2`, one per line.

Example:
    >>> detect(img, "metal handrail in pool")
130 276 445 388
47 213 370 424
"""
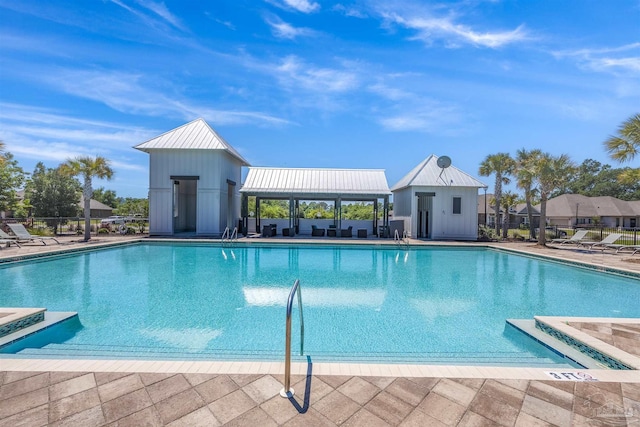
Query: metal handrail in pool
280 279 304 398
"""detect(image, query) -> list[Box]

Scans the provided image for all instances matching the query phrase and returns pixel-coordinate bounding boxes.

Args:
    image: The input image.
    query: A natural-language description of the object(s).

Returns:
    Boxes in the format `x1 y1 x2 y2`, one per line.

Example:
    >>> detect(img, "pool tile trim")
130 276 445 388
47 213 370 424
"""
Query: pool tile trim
534 316 640 370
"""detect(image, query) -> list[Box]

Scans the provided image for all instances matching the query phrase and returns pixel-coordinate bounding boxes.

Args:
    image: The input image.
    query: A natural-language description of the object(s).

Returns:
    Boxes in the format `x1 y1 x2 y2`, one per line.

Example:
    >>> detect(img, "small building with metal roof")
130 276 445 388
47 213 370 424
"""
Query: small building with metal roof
240 167 391 236
134 118 249 236
391 154 487 240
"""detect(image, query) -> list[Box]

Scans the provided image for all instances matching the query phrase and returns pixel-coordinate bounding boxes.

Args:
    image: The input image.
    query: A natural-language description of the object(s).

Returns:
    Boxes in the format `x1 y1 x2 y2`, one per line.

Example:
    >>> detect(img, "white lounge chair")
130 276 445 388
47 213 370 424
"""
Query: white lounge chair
606 243 640 255
550 229 588 246
0 239 21 248
577 233 623 251
6 223 60 245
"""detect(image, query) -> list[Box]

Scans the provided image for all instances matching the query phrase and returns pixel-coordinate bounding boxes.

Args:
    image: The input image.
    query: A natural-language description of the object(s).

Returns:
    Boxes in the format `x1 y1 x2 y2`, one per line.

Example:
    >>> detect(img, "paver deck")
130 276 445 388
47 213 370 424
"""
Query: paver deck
1 234 639 426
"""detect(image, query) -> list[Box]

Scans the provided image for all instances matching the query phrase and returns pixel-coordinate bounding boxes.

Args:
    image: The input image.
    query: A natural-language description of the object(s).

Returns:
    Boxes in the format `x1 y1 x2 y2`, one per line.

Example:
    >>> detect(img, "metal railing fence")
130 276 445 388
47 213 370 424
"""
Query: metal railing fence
1 217 149 237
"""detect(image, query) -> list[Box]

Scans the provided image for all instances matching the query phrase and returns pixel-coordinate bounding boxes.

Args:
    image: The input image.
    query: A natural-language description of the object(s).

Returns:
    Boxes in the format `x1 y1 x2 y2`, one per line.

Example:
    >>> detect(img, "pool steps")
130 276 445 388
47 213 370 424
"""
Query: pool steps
507 318 638 370
0 310 77 349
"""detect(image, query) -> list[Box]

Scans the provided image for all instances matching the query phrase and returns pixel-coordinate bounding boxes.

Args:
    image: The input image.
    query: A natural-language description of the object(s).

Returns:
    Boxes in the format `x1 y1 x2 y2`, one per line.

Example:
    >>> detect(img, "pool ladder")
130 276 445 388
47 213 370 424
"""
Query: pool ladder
280 279 304 398
221 227 238 246
394 229 410 248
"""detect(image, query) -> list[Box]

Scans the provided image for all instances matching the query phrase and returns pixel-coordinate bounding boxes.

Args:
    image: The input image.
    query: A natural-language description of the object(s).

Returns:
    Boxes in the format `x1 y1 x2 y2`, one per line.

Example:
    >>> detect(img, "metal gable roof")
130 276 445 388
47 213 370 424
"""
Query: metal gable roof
240 167 391 197
391 154 486 191
133 118 250 165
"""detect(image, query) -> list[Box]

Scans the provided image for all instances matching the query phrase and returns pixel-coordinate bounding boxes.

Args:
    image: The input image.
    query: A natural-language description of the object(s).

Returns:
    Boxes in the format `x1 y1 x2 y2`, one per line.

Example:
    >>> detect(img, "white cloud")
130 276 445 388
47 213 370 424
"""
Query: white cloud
266 17 317 39
379 103 461 132
37 69 290 126
135 0 185 31
275 56 359 92
552 43 640 74
266 0 320 13
392 14 529 48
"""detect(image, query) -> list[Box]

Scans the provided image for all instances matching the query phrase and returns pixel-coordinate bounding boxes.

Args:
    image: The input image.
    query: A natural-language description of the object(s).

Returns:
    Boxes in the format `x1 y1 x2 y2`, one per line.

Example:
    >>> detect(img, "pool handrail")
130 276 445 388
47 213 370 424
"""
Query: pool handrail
280 279 304 398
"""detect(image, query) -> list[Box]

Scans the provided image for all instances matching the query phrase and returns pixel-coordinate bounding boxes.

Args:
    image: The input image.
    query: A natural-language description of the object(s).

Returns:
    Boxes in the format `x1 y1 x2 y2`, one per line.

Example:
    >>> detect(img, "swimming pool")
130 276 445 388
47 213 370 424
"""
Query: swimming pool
1 243 639 367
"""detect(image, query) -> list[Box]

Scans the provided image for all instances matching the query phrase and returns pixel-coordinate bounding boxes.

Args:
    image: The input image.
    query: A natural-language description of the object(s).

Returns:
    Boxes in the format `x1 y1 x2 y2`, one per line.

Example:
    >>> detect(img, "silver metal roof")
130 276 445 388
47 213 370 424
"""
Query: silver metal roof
133 118 250 165
241 167 391 198
391 154 486 191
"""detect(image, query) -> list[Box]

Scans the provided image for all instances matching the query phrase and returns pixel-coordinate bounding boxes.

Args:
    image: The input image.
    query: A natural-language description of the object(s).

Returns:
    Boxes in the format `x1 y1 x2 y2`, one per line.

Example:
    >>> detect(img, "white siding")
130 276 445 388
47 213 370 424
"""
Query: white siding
146 149 243 236
392 188 412 216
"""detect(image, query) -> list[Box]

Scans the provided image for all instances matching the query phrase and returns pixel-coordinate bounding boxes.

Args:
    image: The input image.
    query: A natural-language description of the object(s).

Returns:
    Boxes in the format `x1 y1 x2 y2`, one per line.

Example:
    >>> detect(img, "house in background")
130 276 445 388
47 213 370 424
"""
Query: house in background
540 194 640 228
134 118 250 236
83 199 113 218
477 194 540 228
392 155 486 240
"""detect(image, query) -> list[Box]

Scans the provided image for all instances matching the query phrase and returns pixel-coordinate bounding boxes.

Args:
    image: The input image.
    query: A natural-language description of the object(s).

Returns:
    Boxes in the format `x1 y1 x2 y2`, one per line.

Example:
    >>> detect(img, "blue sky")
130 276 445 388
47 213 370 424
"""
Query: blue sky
1 0 639 198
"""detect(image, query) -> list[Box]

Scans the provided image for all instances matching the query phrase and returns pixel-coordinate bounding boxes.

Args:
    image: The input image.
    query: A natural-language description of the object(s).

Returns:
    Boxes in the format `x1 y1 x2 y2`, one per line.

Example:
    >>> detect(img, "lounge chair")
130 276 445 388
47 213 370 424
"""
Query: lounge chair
550 229 588 246
6 223 60 245
311 225 325 237
605 244 640 255
0 239 21 248
577 233 622 251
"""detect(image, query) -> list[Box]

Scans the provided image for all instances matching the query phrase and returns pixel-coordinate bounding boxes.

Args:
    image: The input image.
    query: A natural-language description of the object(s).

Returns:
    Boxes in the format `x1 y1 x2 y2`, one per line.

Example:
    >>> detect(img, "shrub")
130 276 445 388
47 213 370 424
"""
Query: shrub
98 228 110 234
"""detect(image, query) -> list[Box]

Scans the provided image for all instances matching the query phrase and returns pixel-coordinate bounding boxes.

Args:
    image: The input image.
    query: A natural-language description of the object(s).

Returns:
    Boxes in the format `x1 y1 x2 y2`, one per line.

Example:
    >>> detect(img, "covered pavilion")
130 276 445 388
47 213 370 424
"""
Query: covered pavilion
240 167 391 237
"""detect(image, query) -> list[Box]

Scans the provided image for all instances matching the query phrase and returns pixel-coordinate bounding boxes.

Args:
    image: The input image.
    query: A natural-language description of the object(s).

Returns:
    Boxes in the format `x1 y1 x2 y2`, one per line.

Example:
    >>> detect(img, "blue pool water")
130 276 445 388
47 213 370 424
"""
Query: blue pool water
1 243 639 367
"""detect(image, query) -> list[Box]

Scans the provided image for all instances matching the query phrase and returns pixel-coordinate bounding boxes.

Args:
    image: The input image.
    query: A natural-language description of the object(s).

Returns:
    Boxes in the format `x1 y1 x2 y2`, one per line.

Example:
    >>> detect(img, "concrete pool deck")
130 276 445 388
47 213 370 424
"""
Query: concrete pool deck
1 235 639 426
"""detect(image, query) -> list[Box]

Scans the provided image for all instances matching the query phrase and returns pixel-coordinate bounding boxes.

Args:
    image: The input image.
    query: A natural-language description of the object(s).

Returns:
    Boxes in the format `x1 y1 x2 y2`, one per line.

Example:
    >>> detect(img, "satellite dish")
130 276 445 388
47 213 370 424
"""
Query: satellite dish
437 156 452 168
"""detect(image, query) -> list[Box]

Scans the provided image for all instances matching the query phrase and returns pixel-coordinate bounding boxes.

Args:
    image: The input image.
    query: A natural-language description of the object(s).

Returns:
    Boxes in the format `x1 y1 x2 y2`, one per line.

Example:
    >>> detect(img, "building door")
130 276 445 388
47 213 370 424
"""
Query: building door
172 177 198 234
416 192 435 239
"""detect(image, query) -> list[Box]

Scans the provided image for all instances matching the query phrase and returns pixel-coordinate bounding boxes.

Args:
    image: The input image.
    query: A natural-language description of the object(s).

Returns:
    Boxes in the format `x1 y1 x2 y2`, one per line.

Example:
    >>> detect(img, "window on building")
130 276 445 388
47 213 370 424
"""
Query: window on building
453 197 462 214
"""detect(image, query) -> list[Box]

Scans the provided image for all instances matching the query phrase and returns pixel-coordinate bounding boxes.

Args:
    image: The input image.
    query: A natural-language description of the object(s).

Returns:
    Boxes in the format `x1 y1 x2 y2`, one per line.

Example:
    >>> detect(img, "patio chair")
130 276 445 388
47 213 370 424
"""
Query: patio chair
340 226 353 238
550 229 588 246
577 233 622 251
0 239 21 248
311 225 325 237
605 243 640 255
6 223 60 245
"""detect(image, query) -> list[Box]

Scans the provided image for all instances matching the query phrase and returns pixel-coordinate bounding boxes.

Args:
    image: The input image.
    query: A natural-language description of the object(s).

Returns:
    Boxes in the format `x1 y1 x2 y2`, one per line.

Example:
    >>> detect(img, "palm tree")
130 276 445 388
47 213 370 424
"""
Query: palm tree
515 148 542 240
479 153 515 235
499 191 519 238
535 153 575 246
0 140 5 165
60 156 114 242
604 113 640 163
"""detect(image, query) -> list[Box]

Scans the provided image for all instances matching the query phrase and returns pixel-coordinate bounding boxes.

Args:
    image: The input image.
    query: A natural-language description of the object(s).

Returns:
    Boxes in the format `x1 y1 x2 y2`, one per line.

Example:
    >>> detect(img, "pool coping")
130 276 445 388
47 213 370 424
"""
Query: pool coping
1 238 639 382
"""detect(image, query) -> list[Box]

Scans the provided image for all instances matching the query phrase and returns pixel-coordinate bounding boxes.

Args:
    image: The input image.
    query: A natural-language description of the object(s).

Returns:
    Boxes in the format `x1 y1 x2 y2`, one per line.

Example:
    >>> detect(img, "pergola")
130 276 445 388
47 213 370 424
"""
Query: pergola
240 167 391 236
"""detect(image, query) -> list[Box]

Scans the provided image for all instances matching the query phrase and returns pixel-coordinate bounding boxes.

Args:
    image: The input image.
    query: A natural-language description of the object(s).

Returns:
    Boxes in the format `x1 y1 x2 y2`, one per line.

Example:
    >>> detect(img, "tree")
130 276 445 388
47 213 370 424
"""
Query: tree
604 113 640 163
92 187 118 209
0 141 5 165
115 197 149 217
479 153 515 235
561 159 640 200
26 162 81 227
60 156 114 241
515 148 541 240
0 152 26 214
499 191 519 238
535 153 575 246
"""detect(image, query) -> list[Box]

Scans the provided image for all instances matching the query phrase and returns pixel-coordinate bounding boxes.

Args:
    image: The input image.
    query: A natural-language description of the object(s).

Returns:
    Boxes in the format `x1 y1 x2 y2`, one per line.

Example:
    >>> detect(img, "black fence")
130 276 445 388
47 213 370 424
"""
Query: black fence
480 222 640 245
1 217 149 237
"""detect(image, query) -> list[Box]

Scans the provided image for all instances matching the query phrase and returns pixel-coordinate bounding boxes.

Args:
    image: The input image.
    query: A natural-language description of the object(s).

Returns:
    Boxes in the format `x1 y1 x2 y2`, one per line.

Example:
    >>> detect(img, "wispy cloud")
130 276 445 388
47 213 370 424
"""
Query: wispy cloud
332 4 367 18
370 1 529 48
377 97 462 133
275 56 359 93
553 43 640 74
0 103 151 170
266 16 318 39
134 0 185 31
37 69 290 126
110 0 187 34
265 0 320 13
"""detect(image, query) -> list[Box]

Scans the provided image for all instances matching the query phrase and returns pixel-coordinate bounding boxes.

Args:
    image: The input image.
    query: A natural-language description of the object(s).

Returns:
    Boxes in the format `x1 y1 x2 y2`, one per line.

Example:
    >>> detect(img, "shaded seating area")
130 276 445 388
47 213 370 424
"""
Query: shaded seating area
311 225 325 236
